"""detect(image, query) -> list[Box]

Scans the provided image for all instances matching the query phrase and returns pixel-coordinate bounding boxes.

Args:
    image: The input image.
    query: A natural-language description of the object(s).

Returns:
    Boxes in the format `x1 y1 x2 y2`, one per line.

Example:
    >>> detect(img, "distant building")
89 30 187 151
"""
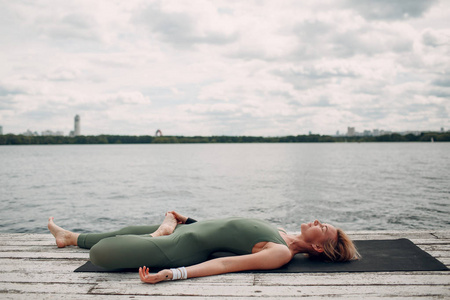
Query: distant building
0 125 2 135
42 130 64 136
23 130 39 136
373 129 380 136
74 115 80 136
347 127 355 136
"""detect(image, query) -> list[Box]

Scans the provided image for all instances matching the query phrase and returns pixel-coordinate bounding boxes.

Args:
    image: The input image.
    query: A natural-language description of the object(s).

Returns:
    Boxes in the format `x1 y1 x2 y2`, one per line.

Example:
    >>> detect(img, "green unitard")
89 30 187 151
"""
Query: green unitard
77 217 288 270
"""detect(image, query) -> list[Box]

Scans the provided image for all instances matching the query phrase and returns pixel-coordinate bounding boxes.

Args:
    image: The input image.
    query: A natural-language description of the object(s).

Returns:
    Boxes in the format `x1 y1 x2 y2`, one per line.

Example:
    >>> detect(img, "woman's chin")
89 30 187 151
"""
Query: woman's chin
300 223 307 233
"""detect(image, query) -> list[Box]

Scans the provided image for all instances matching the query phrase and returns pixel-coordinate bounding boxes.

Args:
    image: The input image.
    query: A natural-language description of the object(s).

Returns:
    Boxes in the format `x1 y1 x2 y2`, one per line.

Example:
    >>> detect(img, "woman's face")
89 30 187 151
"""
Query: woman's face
300 219 337 246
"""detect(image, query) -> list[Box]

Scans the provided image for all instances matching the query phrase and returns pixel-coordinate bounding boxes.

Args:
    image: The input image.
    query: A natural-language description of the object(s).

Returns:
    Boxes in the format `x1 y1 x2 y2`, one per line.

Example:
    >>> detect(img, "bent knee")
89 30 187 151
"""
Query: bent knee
89 239 119 269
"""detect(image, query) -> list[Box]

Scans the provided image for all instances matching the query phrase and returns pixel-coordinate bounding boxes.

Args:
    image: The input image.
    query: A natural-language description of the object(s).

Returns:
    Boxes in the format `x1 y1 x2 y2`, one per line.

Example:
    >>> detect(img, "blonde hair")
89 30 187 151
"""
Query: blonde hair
319 228 360 262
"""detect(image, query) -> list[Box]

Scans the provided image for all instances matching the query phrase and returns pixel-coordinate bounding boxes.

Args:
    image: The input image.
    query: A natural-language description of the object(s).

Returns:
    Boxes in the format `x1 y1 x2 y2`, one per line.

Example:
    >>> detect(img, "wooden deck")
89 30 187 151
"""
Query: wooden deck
0 231 449 299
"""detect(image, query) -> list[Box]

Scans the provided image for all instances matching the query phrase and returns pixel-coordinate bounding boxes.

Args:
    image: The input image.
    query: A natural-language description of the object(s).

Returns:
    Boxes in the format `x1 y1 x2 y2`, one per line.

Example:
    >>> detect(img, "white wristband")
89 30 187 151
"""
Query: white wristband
170 267 187 280
180 267 187 279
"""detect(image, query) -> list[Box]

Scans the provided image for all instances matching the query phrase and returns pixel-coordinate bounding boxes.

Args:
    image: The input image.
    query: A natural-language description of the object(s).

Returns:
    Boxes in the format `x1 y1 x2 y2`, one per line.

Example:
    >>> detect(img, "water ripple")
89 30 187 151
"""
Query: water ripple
0 143 449 233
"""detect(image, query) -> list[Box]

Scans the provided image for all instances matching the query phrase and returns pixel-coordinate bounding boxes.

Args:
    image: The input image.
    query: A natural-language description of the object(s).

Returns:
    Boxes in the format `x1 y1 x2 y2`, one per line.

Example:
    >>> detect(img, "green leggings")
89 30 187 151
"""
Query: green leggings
78 225 176 270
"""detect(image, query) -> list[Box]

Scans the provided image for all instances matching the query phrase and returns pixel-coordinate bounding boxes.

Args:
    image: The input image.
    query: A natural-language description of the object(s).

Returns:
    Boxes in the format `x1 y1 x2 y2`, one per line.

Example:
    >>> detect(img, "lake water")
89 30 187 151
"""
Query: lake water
1 143 449 234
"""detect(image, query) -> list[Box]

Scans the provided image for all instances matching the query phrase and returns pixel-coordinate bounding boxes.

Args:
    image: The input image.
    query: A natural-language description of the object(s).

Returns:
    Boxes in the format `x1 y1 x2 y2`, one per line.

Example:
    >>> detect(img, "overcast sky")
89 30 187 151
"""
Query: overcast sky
1 0 449 136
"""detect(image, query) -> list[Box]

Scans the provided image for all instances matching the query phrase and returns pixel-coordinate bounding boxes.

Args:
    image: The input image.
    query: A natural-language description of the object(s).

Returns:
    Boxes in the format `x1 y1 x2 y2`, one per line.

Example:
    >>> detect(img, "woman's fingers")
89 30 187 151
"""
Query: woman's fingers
139 267 145 282
139 266 151 282
169 211 186 224
139 267 167 284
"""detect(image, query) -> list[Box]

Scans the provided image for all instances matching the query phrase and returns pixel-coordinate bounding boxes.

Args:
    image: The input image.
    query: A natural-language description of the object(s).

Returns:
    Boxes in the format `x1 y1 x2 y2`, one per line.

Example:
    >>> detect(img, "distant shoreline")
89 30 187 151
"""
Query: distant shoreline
1 132 449 145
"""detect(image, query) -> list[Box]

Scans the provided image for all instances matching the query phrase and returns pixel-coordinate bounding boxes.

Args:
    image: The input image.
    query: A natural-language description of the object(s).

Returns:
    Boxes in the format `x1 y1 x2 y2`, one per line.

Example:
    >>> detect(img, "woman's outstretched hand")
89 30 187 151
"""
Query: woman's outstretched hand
139 266 172 284
167 211 187 224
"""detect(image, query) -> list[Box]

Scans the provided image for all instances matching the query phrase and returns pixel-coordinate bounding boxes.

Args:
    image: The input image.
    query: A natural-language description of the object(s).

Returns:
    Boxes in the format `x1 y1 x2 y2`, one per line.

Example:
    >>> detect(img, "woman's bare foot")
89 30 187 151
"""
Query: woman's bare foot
47 217 79 248
150 213 178 237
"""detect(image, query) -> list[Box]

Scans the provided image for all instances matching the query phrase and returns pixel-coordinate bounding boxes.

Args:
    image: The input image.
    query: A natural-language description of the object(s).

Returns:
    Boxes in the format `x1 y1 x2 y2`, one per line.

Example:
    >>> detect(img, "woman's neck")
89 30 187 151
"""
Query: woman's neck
284 234 312 255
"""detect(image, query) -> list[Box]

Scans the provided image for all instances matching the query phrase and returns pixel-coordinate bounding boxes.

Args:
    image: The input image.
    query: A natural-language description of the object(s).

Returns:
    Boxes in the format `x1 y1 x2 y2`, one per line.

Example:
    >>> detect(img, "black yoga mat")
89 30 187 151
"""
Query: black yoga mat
74 238 448 273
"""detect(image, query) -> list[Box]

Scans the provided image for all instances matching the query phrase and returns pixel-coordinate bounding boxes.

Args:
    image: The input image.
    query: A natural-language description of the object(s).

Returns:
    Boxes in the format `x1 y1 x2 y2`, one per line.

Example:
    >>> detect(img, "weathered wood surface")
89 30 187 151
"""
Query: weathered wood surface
0 231 449 299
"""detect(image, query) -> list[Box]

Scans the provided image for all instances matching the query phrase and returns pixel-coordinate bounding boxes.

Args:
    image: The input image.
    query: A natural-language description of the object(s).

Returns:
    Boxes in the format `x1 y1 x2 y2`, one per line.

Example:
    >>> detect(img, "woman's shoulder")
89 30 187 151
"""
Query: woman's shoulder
264 243 293 263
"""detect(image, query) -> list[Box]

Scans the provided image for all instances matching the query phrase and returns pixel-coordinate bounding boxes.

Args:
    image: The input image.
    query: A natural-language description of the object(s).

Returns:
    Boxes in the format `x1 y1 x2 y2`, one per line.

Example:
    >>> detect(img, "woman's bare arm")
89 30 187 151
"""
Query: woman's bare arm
139 244 291 284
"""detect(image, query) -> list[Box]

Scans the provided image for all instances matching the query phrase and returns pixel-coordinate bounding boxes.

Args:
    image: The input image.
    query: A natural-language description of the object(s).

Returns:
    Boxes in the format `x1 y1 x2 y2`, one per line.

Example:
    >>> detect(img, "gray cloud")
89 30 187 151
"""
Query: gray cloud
422 29 449 48
272 65 357 91
290 20 413 60
346 0 438 21
22 109 59 121
400 103 448 119
350 106 388 120
422 31 440 47
426 89 450 98
432 76 450 87
136 3 238 48
0 96 15 110
0 85 27 97
352 83 387 96
269 90 293 99
331 29 412 57
41 13 101 41
315 96 333 107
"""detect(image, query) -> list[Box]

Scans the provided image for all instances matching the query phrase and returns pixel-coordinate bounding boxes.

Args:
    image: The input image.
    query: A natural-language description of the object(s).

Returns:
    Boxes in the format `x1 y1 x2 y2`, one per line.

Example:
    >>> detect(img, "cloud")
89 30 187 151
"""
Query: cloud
272 62 359 91
291 18 414 60
421 29 450 48
41 13 101 41
136 2 238 48
432 76 450 87
46 67 82 82
346 0 438 21
0 83 28 97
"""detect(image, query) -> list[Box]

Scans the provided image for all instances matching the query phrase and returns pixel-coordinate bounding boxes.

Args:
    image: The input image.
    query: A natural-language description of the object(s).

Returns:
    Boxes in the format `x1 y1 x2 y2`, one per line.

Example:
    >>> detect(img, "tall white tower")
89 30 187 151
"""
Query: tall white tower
74 115 80 136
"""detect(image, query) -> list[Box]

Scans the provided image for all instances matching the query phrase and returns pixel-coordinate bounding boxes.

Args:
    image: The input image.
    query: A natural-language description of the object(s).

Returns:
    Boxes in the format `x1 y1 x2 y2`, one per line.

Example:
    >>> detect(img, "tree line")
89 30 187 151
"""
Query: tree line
0 131 449 145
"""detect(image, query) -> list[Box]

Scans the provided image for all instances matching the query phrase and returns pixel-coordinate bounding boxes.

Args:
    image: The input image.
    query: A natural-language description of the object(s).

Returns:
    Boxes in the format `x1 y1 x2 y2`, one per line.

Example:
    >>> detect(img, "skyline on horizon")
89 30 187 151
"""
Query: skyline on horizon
1 1 449 136
3 112 445 138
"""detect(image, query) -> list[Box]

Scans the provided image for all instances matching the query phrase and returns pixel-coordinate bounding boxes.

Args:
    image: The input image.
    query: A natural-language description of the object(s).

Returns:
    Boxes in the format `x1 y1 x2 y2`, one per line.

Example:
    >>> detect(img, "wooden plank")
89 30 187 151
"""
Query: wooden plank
0 240 55 246
0 251 88 259
253 272 450 286
348 232 436 240
0 282 94 294
411 239 450 245
432 231 450 239
0 294 382 300
0 245 89 253
0 271 253 285
91 282 450 297
346 230 434 235
0 258 84 271
1 296 444 300
438 257 450 265
417 244 450 251
3 270 449 286
3 267 449 286
0 234 52 241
